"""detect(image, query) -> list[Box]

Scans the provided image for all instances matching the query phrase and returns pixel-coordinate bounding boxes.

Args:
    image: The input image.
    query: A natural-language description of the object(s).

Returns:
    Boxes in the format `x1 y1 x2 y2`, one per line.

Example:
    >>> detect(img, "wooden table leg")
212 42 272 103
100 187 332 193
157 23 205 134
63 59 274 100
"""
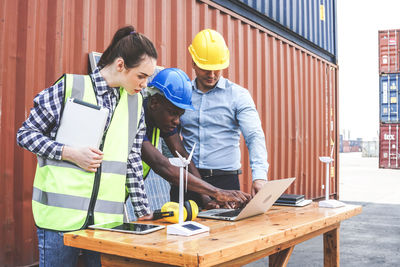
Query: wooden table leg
269 246 294 267
323 226 340 267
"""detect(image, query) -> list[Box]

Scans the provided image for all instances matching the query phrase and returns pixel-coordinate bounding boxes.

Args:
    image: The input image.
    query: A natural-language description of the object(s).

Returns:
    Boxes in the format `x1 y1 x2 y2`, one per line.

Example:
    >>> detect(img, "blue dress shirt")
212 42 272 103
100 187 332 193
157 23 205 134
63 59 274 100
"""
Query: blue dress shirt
180 76 269 181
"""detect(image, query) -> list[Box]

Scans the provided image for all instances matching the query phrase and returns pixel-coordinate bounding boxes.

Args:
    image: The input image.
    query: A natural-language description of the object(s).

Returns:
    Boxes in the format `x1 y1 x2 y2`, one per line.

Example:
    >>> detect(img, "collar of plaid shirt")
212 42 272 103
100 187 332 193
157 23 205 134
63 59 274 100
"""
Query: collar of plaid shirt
91 67 120 98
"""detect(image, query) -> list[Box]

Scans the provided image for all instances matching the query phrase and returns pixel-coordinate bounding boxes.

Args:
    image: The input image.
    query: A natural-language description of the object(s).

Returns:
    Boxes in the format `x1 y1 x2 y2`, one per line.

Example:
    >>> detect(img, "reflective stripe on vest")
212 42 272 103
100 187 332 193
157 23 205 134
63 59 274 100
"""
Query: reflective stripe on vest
32 74 142 231
37 157 127 176
142 127 160 179
32 187 123 214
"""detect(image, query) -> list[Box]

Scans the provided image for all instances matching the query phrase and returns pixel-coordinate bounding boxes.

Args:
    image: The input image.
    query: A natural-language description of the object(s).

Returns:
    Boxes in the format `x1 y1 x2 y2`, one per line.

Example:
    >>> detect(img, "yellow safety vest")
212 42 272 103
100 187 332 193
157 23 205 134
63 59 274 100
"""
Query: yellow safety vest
142 127 160 179
32 74 142 231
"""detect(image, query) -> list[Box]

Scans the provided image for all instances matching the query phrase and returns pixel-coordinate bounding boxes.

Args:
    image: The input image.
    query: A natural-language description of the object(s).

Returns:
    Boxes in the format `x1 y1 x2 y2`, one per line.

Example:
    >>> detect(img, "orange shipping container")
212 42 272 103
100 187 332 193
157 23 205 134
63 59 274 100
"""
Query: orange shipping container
0 0 338 265
379 29 400 73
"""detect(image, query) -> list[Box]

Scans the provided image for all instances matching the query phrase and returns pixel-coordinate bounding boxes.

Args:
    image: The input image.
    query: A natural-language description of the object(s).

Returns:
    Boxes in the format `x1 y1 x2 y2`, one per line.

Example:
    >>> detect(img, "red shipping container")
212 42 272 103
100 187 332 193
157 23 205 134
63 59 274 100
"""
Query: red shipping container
379 123 400 169
379 29 400 73
343 145 350 153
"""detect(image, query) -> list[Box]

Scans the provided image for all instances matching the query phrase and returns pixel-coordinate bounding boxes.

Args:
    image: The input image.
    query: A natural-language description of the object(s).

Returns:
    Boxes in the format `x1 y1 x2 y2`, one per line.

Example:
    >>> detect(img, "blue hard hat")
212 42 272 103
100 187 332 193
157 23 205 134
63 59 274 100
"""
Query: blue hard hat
148 68 195 110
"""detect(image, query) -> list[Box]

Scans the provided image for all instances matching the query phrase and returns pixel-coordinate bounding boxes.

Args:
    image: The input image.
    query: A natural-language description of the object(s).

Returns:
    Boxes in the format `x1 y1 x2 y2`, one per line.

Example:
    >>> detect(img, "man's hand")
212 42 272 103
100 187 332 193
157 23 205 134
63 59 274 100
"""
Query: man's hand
251 179 267 196
201 195 221 209
62 146 104 172
201 196 236 209
213 189 251 206
137 213 153 221
204 190 251 209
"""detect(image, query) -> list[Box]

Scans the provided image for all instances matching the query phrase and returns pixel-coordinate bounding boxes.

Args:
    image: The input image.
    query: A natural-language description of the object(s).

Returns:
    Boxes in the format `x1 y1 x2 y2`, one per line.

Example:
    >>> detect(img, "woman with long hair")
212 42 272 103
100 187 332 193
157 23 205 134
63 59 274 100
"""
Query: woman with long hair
17 25 157 266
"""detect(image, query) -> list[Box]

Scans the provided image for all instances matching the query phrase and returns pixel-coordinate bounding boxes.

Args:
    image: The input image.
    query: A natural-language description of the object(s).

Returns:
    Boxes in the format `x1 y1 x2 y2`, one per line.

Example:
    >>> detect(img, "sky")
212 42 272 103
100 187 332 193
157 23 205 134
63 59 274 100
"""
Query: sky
337 0 400 141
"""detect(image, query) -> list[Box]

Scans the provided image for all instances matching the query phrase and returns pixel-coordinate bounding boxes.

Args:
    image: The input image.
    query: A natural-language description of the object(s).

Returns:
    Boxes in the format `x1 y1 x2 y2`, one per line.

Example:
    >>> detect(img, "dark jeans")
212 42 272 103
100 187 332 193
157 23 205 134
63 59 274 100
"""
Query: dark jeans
37 228 101 267
170 173 240 208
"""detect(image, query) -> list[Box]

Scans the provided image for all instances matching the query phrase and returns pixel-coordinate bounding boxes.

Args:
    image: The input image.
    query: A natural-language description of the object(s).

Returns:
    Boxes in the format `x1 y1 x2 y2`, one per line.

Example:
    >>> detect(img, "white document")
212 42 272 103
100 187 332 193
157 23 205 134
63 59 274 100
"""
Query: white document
56 98 109 149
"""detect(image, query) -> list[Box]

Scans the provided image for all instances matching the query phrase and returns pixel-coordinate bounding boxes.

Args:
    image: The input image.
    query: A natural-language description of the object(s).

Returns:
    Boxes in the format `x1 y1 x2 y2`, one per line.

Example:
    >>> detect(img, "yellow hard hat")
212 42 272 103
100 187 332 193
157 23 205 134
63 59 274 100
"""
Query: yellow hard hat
188 29 230 71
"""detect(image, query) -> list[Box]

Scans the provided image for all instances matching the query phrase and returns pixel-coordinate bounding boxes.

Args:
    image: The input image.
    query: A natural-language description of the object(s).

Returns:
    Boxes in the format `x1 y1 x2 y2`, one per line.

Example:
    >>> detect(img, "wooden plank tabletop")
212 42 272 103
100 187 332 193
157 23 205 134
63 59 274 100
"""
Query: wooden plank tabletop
64 203 362 267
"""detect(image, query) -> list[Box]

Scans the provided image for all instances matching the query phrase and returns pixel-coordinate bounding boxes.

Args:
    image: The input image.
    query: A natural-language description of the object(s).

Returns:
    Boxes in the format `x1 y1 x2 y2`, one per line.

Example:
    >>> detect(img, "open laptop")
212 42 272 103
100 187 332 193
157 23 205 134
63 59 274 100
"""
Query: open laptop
197 177 295 221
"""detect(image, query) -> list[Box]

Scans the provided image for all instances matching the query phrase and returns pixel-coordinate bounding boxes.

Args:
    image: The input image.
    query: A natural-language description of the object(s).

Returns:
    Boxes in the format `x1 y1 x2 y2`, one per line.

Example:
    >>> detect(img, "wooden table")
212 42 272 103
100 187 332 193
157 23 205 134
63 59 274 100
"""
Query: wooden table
64 203 361 267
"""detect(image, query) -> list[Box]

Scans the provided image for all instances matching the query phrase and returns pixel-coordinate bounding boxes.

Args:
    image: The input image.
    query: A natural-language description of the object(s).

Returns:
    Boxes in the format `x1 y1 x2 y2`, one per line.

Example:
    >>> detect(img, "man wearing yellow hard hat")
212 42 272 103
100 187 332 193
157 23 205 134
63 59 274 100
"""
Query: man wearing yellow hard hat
170 29 269 208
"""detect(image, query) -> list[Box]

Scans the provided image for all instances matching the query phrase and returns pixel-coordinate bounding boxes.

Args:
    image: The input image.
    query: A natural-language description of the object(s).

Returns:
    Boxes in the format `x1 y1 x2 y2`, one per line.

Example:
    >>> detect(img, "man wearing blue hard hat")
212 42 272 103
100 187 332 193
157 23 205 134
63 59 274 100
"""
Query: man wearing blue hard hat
140 68 250 209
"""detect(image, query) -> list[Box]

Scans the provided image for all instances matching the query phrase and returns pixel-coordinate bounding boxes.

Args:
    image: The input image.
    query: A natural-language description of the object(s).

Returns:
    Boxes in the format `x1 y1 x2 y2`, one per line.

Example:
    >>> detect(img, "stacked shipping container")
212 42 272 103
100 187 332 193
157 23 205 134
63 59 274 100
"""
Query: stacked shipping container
380 73 400 123
221 0 338 63
339 134 363 153
379 30 400 74
379 29 400 169
379 124 400 168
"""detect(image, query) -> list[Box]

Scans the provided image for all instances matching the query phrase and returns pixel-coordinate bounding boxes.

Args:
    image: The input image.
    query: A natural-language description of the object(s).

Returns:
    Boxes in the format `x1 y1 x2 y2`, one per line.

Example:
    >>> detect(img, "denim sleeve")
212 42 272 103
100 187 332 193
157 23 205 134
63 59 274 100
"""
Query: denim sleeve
236 88 269 180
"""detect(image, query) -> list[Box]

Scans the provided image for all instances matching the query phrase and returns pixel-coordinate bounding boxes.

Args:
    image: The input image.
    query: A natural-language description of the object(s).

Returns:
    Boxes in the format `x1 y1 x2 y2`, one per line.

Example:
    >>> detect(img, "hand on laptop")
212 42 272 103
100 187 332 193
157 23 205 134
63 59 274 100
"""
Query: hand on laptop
213 188 251 205
202 199 237 209
251 179 267 197
202 198 220 209
201 194 250 210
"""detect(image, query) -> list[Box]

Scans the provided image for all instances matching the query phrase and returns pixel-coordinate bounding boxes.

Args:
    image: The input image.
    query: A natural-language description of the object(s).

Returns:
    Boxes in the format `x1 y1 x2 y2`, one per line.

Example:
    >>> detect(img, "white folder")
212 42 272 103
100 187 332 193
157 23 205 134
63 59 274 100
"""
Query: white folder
56 98 109 149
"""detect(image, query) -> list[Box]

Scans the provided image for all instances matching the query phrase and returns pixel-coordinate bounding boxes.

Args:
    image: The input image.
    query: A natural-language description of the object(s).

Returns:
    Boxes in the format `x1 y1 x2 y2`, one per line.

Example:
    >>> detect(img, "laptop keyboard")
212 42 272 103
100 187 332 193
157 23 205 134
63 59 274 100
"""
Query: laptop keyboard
215 209 242 217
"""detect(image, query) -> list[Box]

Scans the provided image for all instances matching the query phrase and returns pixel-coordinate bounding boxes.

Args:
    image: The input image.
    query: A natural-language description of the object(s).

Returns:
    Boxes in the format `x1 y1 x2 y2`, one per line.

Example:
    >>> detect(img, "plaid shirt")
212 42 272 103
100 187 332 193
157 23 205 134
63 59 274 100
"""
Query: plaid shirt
17 68 150 217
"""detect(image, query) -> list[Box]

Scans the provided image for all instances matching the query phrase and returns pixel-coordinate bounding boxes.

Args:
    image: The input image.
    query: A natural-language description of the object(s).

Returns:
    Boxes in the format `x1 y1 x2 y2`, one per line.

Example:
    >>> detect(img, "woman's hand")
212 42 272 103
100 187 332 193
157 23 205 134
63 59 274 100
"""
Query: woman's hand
62 146 104 172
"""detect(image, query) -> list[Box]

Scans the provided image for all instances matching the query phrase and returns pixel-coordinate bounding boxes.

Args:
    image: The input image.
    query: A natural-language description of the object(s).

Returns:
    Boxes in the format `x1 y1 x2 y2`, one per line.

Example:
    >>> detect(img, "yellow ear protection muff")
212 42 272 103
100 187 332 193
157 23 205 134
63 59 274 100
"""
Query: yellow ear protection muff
161 202 187 223
184 200 198 221
153 200 198 223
